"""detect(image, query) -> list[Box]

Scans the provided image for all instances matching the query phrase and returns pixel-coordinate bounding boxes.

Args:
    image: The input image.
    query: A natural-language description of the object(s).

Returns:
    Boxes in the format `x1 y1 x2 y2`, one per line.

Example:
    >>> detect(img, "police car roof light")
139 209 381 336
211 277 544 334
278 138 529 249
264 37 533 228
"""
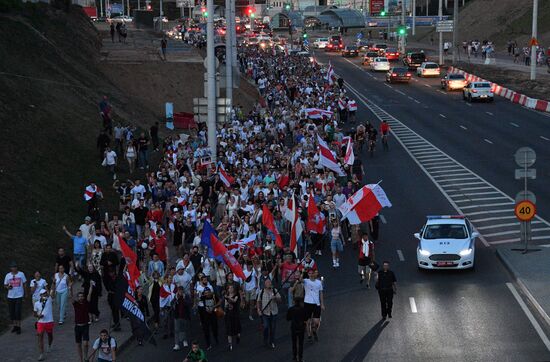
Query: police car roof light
426 215 465 220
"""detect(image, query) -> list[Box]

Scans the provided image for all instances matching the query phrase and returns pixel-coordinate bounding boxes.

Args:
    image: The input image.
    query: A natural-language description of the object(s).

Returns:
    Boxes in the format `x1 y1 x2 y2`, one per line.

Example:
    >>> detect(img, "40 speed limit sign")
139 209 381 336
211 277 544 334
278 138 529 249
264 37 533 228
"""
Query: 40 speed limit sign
514 200 536 222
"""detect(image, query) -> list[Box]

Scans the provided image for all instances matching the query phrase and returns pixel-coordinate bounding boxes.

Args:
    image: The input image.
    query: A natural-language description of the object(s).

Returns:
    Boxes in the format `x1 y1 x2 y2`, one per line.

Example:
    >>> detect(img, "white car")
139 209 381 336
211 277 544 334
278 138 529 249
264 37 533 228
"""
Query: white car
314 38 329 49
153 16 169 23
110 15 133 23
463 81 495 102
414 215 479 270
416 62 440 77
370 57 390 72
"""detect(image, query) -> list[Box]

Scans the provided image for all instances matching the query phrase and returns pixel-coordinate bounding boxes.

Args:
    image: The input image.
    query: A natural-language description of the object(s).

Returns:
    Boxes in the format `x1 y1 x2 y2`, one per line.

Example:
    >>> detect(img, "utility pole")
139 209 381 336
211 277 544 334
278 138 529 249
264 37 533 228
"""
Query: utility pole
231 0 237 68
426 0 429 16
412 0 416 36
207 0 217 161
400 0 405 53
530 0 538 80
438 0 443 65
160 0 164 31
127 0 130 16
452 0 458 63
99 0 103 17
225 0 233 102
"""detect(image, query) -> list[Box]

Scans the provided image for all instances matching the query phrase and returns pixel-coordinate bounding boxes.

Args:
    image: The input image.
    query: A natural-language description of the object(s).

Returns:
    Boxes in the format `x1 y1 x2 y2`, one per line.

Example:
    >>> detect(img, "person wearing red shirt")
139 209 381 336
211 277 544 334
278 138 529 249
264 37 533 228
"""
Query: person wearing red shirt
280 255 299 308
154 228 169 267
73 289 92 362
379 120 390 135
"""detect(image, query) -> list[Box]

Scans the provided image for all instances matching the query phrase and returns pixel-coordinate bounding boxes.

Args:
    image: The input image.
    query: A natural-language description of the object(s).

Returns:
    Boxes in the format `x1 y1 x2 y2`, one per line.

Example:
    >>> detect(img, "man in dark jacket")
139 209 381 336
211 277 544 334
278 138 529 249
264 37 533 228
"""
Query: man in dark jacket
286 297 307 362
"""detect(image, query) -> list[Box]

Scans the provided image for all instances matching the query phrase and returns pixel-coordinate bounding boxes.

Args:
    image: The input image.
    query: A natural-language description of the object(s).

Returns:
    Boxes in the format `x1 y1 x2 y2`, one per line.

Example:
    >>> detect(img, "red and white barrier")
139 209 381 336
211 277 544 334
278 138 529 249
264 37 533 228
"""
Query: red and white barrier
447 66 550 113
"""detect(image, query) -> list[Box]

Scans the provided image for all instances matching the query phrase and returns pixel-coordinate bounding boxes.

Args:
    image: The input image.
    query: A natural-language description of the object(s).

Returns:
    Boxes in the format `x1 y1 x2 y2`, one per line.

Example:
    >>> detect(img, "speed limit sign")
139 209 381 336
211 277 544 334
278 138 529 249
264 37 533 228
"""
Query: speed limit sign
514 200 536 222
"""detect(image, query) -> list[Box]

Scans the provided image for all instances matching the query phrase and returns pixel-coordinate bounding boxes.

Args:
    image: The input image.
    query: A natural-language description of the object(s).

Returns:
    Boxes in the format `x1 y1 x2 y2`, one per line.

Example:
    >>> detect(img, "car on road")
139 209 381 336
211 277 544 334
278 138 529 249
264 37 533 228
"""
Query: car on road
415 215 479 270
313 37 329 49
325 40 343 52
386 67 412 83
441 73 468 91
110 15 133 23
363 51 379 65
385 47 400 61
403 52 427 69
370 43 387 55
357 40 374 52
370 57 390 72
153 16 169 23
463 81 494 102
341 45 359 57
416 62 441 77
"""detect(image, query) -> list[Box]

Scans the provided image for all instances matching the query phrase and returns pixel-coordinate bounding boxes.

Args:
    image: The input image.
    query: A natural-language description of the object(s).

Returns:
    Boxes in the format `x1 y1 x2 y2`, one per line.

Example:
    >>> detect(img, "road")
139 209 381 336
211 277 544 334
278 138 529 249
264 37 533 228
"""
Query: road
122 52 550 361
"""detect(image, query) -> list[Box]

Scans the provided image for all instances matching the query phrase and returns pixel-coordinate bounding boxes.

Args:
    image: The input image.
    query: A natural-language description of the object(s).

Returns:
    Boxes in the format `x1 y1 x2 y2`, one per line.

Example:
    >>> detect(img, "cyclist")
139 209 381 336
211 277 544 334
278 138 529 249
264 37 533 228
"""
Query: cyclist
379 120 390 150
367 126 377 157
355 125 366 151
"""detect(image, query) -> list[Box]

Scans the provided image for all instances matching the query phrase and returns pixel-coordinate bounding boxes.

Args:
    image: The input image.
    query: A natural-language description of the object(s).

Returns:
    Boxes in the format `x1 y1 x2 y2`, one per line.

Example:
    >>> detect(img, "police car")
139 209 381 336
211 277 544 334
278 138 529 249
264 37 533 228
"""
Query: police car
414 215 479 270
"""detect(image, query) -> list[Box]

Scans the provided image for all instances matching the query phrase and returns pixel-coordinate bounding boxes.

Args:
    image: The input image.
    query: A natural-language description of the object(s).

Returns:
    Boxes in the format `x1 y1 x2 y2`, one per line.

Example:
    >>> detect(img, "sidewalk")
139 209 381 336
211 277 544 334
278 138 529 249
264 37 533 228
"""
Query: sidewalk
497 244 550 328
0 281 135 362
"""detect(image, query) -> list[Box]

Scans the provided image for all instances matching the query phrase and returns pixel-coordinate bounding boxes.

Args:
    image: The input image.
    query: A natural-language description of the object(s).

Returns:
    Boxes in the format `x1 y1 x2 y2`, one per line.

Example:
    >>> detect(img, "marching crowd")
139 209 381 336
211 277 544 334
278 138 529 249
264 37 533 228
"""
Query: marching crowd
4 39 397 362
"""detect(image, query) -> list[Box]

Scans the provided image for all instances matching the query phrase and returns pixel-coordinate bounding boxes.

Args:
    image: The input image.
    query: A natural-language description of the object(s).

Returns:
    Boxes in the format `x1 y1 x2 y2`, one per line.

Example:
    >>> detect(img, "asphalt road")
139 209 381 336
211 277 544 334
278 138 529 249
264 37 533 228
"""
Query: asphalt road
121 55 550 360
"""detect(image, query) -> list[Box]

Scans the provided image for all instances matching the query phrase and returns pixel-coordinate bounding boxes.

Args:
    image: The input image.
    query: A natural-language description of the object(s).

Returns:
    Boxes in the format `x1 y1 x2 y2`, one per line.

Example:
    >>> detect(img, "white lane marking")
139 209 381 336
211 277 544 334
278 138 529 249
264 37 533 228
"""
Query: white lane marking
439 114 447 118
506 282 550 352
409 297 418 313
460 125 468 130
395 90 406 95
477 222 520 230
470 215 517 222
397 249 405 261
385 83 393 88
379 214 387 224
484 139 494 144
541 136 550 141
414 99 421 104
465 102 472 107
437 90 446 95
408 96 414 100
486 112 494 116
412 78 419 82
510 122 519 127
424 84 431 88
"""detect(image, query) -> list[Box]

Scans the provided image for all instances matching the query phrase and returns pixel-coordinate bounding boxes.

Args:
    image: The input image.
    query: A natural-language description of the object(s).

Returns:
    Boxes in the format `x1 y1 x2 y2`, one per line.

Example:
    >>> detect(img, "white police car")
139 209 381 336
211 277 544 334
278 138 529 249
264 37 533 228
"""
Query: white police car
414 215 479 270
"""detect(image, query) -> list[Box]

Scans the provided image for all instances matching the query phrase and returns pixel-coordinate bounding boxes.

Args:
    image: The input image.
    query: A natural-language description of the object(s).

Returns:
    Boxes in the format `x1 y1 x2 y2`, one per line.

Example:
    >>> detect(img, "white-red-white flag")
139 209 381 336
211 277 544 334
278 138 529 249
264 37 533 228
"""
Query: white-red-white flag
344 139 355 165
347 99 357 111
284 196 303 255
84 184 101 201
338 184 392 225
218 165 235 188
304 108 333 120
227 234 257 255
317 134 345 176
326 61 335 85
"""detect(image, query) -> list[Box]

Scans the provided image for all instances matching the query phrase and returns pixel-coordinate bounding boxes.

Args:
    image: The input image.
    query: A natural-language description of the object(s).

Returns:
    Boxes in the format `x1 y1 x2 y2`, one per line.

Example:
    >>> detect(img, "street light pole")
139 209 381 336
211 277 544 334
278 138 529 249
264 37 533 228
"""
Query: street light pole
452 0 458 63
412 0 416 36
530 0 538 80
160 0 164 31
231 0 237 68
225 0 233 102
207 0 217 161
400 0 405 53
438 0 443 65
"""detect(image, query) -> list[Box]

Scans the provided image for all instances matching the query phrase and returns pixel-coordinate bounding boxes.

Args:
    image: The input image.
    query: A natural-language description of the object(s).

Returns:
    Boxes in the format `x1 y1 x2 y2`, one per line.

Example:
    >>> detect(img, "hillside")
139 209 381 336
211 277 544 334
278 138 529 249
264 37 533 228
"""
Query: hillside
0 2 256 330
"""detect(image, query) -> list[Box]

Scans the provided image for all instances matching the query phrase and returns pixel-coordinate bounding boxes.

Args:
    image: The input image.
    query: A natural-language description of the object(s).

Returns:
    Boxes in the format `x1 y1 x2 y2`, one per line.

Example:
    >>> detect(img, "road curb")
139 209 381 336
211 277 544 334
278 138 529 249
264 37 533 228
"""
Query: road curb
496 248 550 329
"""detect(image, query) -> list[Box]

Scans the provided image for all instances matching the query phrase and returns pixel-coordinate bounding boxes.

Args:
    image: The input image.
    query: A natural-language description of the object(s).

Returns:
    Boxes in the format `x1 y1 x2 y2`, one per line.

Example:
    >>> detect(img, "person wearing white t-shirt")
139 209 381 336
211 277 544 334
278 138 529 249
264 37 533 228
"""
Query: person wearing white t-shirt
103 147 118 180
129 180 146 200
30 271 48 304
242 263 258 321
303 269 324 343
90 329 117 362
4 261 27 334
51 265 72 325
33 289 54 361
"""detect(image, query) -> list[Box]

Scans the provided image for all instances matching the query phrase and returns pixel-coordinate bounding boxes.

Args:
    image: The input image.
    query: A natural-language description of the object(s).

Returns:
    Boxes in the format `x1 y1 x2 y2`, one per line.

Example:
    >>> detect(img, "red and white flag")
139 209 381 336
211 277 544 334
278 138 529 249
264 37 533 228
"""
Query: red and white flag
344 139 355 165
284 196 303 255
326 61 335 85
84 184 101 201
262 204 284 249
347 99 357 111
317 134 345 176
307 193 325 234
117 234 141 291
159 283 176 308
304 108 333 120
342 136 352 148
338 98 347 110
227 234 257 255
218 165 235 188
338 184 392 225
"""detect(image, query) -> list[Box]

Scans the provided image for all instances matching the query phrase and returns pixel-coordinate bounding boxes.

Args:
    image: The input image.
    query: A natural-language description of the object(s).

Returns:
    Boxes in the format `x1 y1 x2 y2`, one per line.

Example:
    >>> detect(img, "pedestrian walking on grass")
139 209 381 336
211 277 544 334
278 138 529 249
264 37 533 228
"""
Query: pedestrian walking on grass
375 261 397 320
4 261 27 334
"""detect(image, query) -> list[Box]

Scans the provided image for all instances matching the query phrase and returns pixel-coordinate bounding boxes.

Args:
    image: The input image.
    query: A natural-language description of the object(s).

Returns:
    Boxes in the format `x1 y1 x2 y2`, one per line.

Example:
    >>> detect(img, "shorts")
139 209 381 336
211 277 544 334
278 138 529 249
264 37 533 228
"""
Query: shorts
37 322 54 334
74 253 86 267
304 302 321 319
330 239 343 253
74 324 90 343
358 265 370 275
245 290 257 302
8 297 22 320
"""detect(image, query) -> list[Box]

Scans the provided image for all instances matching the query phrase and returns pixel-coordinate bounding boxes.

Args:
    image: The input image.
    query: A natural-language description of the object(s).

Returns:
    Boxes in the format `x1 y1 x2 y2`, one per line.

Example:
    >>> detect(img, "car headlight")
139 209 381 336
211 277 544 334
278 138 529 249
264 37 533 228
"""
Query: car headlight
459 248 472 256
419 249 430 256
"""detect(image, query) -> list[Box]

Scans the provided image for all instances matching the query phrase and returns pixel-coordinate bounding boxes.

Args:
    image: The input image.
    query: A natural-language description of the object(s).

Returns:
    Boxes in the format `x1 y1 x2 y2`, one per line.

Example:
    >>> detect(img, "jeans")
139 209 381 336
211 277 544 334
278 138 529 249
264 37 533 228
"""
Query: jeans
160 307 173 336
138 149 148 168
261 314 277 345
56 290 68 323
74 253 86 268
378 289 394 318
174 318 189 345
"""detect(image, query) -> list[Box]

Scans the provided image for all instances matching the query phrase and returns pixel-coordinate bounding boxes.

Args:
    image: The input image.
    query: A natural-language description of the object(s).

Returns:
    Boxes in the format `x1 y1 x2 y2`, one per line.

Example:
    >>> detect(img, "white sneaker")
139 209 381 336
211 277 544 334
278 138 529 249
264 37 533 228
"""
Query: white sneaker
173 344 181 351
248 315 254 321
183 340 189 347
46 344 52 353
336 261 340 267
38 354 45 361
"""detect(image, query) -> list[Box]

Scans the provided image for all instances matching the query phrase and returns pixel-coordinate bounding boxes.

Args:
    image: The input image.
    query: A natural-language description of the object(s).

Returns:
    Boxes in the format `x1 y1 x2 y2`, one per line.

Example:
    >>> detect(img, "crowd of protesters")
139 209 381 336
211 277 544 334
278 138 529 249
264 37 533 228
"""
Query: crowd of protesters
4 40 395 362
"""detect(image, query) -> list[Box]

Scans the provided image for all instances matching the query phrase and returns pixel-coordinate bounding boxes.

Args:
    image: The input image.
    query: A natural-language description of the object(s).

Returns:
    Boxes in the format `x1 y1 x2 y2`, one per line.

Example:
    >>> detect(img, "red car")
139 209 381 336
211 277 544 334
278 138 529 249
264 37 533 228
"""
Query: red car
385 48 400 61
325 40 343 52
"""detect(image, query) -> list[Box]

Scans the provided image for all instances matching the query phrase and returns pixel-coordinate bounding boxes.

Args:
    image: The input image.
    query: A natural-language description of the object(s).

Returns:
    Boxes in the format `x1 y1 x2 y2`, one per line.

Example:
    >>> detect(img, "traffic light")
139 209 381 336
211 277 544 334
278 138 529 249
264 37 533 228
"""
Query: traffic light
247 7 255 18
398 26 406 35
285 4 290 10
380 10 386 16
146 4 151 10
201 7 208 17
302 32 308 39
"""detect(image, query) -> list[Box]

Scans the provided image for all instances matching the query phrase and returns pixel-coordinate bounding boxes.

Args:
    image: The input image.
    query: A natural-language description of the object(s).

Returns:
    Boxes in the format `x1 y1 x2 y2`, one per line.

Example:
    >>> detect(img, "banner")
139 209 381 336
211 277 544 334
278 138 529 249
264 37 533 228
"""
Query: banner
370 0 384 14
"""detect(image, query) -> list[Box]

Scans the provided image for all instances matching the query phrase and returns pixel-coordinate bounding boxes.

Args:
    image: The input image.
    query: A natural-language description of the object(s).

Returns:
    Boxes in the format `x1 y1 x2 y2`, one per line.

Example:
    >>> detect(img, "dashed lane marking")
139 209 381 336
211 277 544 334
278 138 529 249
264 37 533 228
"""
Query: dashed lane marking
397 249 405 261
409 297 418 313
460 125 468 130
484 139 493 144
510 122 519 127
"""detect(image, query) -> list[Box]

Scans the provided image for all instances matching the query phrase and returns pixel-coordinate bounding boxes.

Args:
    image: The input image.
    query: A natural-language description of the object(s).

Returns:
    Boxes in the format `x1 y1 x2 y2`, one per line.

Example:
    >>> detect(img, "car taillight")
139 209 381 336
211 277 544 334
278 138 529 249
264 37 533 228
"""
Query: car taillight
339 44 343 48
391 73 397 76
471 89 477 93
406 73 411 77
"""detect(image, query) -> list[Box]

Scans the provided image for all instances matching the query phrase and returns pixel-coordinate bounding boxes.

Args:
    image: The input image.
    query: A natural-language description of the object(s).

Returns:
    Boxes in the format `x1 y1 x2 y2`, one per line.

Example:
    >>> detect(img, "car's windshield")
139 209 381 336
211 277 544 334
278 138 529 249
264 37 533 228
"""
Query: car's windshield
449 74 465 80
423 224 468 239
475 83 491 88
425 63 439 69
